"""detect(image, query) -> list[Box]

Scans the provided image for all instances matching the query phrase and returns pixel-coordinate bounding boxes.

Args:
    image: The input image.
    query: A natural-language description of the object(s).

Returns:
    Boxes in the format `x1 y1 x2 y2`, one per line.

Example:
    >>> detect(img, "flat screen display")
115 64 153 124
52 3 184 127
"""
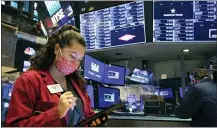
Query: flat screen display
155 88 174 99
153 1 217 42
45 2 75 34
103 64 126 86
130 68 153 85
80 1 146 50
86 85 94 108
179 86 189 98
44 1 61 16
98 86 120 108
84 54 104 83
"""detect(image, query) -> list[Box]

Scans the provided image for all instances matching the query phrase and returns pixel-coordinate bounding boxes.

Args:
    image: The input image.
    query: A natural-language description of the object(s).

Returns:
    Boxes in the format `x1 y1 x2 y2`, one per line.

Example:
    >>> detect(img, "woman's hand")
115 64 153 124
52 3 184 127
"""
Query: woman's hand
58 91 77 119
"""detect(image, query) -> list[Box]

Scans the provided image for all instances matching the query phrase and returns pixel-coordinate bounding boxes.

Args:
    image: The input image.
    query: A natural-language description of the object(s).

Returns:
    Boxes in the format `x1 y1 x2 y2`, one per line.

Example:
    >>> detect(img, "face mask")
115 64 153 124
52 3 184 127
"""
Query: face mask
55 49 78 75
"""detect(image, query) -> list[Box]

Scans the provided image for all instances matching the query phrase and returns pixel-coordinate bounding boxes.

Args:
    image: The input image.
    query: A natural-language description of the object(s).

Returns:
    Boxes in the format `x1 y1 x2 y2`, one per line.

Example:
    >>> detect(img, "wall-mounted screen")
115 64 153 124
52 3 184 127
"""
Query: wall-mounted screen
103 64 126 86
86 85 94 108
153 1 217 42
80 1 146 50
44 1 61 16
130 68 153 85
98 86 120 108
84 54 104 83
44 2 75 35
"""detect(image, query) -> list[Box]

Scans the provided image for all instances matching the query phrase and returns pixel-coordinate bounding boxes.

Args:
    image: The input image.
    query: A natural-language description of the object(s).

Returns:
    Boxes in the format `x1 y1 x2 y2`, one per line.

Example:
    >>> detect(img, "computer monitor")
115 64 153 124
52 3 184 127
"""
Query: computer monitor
130 68 153 85
103 64 126 86
155 88 174 99
179 86 189 98
86 85 94 108
84 54 104 83
98 86 120 108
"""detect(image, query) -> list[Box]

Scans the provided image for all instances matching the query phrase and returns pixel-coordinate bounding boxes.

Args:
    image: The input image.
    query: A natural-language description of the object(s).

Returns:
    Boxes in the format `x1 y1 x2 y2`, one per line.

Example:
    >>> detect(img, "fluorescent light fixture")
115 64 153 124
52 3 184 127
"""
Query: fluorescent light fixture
182 49 190 52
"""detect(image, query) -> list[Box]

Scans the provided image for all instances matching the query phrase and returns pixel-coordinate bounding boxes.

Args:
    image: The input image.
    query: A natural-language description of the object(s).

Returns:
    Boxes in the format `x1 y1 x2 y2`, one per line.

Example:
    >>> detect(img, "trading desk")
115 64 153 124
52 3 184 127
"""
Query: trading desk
107 115 191 127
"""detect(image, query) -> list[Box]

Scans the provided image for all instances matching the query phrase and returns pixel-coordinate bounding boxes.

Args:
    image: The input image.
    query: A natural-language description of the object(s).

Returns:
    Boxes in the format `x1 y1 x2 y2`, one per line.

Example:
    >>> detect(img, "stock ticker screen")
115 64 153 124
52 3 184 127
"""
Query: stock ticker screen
80 1 146 50
153 1 217 42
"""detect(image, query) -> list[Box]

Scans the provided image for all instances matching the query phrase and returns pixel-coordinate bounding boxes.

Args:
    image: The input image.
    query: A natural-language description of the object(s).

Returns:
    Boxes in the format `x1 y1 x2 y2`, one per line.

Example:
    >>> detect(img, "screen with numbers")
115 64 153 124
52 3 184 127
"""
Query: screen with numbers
80 1 146 50
153 1 217 42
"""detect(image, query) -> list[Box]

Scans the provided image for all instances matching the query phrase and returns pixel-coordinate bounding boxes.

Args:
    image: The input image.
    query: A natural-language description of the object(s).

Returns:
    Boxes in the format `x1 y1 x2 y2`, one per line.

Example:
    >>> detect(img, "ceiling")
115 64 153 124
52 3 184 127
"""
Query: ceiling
87 42 217 62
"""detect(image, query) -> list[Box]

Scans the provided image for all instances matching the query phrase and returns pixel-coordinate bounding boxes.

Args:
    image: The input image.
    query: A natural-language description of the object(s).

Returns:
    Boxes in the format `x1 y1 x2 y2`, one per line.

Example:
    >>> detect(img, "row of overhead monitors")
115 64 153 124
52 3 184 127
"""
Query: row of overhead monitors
84 54 154 86
43 1 217 50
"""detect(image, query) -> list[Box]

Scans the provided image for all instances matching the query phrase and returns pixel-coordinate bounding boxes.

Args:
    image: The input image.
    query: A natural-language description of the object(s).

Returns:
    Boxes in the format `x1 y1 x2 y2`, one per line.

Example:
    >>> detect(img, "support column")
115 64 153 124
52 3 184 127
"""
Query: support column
180 56 186 96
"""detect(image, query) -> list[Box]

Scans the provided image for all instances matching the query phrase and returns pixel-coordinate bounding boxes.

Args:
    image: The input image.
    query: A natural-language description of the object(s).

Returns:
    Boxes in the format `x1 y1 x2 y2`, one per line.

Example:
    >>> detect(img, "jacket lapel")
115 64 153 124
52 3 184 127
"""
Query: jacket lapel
38 70 62 96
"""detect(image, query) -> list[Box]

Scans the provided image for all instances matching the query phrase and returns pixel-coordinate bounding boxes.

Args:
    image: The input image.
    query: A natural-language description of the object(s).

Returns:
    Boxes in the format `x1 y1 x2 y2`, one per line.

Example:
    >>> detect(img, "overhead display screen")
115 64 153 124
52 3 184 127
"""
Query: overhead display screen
44 2 75 35
80 1 146 50
153 1 217 42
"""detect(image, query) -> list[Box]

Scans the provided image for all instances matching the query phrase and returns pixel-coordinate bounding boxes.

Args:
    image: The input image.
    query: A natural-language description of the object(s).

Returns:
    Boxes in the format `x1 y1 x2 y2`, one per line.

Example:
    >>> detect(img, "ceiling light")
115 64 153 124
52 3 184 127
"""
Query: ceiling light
182 49 190 52
88 7 94 11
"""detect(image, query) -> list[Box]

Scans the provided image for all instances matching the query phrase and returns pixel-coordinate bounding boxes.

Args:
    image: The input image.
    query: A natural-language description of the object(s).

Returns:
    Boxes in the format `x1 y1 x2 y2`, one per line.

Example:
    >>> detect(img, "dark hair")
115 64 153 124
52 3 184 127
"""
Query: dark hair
193 68 209 80
30 25 87 92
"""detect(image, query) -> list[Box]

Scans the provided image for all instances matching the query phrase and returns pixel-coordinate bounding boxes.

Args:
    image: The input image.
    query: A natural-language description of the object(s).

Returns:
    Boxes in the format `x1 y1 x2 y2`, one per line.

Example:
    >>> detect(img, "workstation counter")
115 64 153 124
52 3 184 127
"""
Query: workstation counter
107 115 191 127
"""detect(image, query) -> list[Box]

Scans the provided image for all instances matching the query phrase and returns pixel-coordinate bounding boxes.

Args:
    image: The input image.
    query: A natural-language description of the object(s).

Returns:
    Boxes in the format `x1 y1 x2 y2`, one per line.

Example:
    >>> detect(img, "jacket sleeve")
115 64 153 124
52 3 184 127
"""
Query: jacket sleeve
175 86 203 119
84 92 95 118
5 74 62 127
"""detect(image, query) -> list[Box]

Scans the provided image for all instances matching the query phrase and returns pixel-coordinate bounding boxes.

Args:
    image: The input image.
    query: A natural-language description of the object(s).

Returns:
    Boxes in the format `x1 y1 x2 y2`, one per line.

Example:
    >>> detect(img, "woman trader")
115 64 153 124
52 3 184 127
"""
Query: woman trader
5 25 95 126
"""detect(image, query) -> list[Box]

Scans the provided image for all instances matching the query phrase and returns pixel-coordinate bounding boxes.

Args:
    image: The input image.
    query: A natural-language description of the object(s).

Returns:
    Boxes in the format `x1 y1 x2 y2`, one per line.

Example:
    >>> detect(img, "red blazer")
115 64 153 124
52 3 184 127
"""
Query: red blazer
5 69 95 127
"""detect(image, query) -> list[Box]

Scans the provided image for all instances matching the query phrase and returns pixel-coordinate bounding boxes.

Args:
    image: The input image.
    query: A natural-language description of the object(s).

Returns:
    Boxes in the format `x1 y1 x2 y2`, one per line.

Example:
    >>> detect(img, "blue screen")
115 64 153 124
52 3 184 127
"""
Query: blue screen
155 88 174 99
98 86 120 108
103 64 125 86
86 85 94 108
153 1 217 42
84 54 104 82
57 4 74 26
51 4 75 34
80 1 146 50
130 68 153 85
44 1 61 16
179 86 189 98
